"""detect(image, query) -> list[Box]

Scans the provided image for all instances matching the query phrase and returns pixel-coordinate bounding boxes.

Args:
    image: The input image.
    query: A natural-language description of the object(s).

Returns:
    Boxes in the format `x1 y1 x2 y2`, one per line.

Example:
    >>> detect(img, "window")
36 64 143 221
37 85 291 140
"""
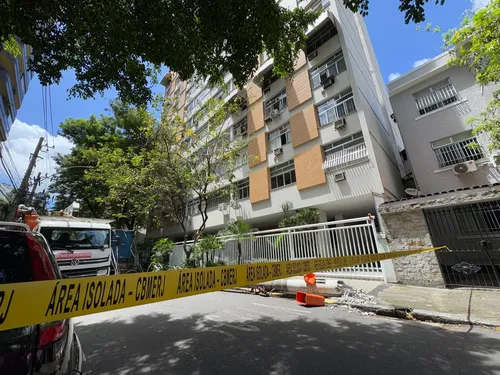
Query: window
306 20 337 55
261 51 270 64
317 88 356 126
431 131 484 168
232 117 248 139
264 90 287 120
270 160 296 189
268 123 291 151
310 51 346 89
323 132 368 171
234 151 248 168
198 87 211 102
262 70 279 93
324 132 364 157
39 228 110 250
236 178 250 199
414 79 458 116
187 199 200 216
206 194 230 211
186 99 198 114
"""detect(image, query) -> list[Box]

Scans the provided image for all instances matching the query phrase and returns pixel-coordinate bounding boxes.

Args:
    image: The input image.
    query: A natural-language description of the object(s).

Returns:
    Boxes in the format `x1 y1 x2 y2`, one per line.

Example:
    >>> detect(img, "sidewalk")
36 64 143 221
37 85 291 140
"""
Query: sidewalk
339 279 500 327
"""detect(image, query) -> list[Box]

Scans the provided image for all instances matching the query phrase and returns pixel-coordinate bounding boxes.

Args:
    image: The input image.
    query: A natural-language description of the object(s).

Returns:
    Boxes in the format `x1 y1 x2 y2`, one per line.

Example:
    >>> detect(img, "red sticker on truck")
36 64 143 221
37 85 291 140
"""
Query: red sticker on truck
56 252 92 260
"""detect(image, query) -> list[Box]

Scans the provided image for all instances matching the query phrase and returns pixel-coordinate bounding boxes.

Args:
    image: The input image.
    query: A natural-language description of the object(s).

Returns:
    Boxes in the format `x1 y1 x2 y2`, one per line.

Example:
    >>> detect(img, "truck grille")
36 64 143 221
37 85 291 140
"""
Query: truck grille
58 256 109 267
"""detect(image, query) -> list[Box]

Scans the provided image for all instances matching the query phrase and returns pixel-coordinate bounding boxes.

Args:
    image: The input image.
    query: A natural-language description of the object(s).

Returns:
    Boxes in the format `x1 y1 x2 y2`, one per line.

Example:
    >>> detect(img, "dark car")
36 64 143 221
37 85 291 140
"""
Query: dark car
0 222 83 375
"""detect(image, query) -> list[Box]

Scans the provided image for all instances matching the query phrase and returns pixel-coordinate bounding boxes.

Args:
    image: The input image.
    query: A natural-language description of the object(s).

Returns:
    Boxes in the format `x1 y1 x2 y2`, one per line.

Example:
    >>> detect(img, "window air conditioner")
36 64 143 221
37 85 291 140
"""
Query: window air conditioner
334 172 346 182
321 76 335 89
273 147 283 156
453 160 478 175
218 203 227 211
307 50 318 61
334 118 346 129
271 108 281 118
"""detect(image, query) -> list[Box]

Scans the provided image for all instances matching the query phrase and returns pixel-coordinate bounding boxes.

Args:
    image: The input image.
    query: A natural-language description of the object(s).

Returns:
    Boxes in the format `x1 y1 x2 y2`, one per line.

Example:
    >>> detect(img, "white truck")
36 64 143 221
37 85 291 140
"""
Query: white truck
19 202 119 278
33 216 118 278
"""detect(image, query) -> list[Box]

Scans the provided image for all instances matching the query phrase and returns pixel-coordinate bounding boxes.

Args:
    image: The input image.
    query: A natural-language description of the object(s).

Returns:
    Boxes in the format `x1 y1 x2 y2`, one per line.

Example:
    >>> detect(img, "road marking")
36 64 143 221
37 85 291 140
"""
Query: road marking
252 302 311 315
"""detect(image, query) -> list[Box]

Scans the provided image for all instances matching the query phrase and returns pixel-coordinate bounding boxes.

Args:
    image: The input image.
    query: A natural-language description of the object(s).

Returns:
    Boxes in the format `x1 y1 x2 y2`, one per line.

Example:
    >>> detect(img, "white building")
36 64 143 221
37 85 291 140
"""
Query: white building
159 0 405 239
388 52 500 195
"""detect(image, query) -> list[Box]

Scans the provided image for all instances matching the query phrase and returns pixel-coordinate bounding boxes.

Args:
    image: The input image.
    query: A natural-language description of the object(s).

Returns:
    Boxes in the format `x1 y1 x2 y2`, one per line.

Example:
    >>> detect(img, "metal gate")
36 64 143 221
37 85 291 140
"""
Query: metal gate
424 201 500 288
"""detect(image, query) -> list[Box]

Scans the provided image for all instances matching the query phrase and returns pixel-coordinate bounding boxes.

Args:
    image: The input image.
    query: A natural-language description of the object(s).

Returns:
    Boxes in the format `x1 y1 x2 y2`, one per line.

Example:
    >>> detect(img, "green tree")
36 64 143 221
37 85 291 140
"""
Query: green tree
278 201 320 228
445 0 500 149
195 235 225 267
1 1 317 106
219 220 257 265
89 93 246 259
149 238 175 271
50 101 153 228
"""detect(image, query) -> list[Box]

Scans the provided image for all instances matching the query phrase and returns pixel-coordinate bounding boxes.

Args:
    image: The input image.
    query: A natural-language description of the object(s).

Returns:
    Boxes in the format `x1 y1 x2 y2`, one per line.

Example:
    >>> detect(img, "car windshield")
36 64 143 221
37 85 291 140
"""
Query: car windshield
40 228 110 250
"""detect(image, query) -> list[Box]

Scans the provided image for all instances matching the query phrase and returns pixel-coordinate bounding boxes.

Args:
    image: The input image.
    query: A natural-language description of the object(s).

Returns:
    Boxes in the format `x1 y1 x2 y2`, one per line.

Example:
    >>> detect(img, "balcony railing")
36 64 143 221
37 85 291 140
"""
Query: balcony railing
433 137 484 168
415 84 459 116
299 0 330 12
323 143 368 172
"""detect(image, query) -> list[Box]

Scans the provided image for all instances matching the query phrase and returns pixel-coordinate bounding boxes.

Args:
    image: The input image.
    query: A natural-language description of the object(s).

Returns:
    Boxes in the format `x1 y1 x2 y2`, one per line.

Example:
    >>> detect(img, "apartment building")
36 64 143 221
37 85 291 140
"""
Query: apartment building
388 52 500 195
0 40 33 141
160 0 405 239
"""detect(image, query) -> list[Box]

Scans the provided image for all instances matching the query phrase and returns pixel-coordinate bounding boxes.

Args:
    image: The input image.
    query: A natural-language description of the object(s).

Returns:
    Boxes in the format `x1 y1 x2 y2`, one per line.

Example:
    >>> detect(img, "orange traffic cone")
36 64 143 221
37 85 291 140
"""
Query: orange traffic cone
304 273 316 286
296 291 325 307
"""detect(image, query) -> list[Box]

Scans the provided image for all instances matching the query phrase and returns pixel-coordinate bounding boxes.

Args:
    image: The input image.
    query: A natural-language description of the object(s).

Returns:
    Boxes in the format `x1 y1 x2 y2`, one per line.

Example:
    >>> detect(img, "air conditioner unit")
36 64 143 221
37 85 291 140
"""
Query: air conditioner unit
453 160 478 175
271 108 281 118
229 199 240 209
218 203 227 211
273 147 283 156
307 50 318 61
334 118 346 129
321 76 335 89
334 172 346 182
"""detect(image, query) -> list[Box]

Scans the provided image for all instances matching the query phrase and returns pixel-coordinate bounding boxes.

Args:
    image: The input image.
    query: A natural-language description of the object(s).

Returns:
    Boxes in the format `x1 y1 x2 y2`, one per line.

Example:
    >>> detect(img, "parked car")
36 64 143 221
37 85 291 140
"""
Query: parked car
0 222 83 375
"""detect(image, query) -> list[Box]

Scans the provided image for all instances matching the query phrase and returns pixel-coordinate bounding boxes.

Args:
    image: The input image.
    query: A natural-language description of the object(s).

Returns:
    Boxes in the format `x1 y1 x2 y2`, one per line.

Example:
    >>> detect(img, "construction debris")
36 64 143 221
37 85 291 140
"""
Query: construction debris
335 283 377 305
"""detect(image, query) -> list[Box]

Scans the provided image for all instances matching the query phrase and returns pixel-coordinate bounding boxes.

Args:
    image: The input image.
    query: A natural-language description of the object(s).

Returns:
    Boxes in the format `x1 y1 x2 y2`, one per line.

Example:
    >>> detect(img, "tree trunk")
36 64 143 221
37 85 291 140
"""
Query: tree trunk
237 241 242 265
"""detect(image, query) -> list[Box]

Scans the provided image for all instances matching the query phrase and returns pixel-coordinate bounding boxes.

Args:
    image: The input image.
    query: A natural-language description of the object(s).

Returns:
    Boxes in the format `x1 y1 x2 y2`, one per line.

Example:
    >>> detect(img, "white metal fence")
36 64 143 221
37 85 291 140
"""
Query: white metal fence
171 216 385 279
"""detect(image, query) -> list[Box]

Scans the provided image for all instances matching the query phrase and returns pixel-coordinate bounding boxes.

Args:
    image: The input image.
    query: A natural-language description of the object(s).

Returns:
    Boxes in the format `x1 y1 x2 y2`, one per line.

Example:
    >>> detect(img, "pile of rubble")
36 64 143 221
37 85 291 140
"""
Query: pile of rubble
331 283 378 315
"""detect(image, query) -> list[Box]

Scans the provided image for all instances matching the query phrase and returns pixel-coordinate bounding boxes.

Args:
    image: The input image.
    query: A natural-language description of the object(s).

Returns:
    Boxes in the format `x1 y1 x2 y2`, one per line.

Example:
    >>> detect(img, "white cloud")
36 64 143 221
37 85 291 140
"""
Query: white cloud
6 119 74 191
413 58 430 68
472 0 489 9
388 72 401 81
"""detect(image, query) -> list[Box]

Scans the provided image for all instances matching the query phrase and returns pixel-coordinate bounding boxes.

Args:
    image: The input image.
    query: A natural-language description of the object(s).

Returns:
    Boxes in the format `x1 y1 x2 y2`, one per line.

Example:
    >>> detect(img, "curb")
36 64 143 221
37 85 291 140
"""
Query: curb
330 301 500 328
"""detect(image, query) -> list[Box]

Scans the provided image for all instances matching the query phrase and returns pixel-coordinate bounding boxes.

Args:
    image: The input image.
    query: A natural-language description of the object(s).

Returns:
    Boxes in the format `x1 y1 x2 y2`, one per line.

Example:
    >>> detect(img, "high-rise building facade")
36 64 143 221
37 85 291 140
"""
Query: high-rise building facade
160 0 405 239
0 40 33 141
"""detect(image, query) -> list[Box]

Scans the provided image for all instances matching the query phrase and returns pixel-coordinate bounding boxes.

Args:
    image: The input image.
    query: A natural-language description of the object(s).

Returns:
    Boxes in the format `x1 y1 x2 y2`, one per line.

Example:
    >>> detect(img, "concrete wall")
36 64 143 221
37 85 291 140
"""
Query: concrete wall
390 63 499 194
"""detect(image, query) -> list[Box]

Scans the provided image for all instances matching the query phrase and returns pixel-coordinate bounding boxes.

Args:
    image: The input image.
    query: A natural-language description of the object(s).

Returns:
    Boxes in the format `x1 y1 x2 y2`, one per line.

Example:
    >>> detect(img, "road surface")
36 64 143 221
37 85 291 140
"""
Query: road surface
75 291 500 375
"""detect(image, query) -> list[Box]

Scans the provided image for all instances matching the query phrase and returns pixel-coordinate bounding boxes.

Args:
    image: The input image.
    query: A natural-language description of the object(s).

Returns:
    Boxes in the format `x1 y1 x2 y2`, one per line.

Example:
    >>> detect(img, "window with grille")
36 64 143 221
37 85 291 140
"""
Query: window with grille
236 178 250 199
268 123 291 151
264 90 287 120
262 70 279 92
306 20 337 55
414 79 459 116
431 131 484 168
323 132 367 171
317 88 356 126
310 51 346 89
232 117 248 139
270 160 296 190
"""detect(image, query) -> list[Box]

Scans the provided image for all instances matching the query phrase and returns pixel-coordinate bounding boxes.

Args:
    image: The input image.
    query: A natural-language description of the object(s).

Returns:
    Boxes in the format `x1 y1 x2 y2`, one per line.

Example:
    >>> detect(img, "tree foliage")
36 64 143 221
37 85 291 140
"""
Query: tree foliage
88 93 246 259
278 201 320 228
219 220 257 265
1 1 317 106
446 0 500 149
149 238 175 271
50 101 153 228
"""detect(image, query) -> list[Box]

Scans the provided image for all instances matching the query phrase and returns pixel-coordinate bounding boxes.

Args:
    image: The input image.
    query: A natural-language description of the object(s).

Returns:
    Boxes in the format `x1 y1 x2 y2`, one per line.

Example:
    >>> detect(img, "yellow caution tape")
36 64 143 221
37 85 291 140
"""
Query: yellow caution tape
0 246 446 331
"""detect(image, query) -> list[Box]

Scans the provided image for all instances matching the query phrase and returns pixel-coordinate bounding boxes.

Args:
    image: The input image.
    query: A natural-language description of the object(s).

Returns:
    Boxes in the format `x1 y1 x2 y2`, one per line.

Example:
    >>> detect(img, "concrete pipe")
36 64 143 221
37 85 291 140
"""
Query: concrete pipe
254 278 344 297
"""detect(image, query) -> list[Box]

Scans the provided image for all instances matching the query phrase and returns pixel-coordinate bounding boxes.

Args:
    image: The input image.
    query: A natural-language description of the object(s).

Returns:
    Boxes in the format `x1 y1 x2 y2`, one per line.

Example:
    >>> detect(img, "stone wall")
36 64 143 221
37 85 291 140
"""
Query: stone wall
380 209 445 287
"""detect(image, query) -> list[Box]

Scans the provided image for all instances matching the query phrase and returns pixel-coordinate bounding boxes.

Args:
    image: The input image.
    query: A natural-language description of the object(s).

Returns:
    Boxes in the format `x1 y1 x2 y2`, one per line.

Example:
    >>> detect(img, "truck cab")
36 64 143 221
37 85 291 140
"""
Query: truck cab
34 217 116 278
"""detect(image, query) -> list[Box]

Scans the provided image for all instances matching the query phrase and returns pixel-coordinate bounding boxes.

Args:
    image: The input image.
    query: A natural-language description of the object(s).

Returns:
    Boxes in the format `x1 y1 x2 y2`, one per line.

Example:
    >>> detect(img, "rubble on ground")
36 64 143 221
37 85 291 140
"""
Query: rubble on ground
330 283 378 314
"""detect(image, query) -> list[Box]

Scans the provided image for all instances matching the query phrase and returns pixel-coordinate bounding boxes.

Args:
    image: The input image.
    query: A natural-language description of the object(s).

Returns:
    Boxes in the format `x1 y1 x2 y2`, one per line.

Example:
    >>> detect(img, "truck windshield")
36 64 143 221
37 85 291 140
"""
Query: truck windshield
40 228 110 250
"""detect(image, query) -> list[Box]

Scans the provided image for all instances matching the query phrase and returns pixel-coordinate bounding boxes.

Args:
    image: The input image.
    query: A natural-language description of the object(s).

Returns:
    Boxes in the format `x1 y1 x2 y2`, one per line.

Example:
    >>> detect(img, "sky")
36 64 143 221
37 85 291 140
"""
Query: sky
3 0 489 192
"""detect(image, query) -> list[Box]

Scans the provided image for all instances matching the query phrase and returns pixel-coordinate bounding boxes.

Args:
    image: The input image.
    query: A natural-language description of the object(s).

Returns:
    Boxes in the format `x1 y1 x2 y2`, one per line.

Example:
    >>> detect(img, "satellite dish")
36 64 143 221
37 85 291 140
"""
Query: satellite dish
405 188 421 196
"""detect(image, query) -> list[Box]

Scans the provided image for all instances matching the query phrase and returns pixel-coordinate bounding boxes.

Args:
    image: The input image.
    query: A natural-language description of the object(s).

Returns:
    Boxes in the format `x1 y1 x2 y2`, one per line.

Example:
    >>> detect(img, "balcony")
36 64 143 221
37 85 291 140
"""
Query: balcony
323 143 368 172
433 137 484 168
298 0 330 12
415 84 459 116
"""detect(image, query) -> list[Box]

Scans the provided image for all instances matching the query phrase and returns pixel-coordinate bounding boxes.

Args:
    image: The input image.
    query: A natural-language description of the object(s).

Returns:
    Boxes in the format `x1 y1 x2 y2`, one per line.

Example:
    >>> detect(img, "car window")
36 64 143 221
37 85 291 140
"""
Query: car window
0 231 33 284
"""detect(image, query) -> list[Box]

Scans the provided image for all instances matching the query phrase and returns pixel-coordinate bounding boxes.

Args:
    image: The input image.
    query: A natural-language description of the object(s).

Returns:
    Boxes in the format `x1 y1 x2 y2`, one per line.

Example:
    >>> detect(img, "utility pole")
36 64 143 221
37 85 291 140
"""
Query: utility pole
28 172 42 205
8 137 44 220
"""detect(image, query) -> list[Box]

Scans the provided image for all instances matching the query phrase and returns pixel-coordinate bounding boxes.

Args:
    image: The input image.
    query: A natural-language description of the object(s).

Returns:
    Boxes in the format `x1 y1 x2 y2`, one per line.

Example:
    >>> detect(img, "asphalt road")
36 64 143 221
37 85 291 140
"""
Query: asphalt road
75 292 500 375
